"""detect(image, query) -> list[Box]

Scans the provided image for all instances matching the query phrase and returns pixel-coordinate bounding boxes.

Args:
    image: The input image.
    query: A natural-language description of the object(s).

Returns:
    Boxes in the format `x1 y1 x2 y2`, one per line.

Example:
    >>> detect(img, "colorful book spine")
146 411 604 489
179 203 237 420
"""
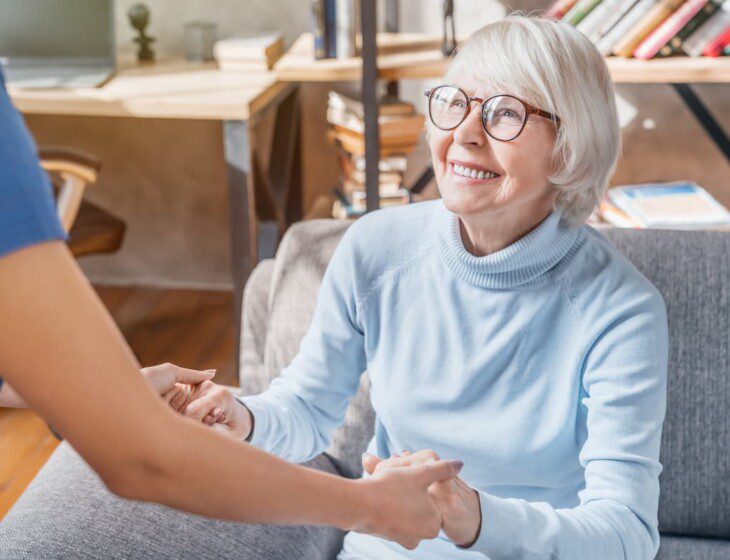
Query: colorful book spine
544 0 582 18
633 0 710 58
595 0 661 54
311 0 328 60
612 0 687 57
562 0 605 26
592 0 642 42
656 0 721 56
577 0 633 40
701 25 730 54
683 2 730 55
324 0 337 58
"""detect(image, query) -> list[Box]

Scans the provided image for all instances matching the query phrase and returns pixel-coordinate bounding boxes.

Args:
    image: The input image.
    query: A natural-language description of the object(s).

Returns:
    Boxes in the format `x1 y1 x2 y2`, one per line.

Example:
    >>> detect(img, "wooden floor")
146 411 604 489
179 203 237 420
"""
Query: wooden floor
0 286 236 519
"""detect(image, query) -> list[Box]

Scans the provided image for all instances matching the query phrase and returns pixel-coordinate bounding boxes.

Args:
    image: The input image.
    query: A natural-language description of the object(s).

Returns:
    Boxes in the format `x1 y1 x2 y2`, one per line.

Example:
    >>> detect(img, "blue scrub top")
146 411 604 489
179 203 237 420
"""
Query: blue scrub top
0 70 66 391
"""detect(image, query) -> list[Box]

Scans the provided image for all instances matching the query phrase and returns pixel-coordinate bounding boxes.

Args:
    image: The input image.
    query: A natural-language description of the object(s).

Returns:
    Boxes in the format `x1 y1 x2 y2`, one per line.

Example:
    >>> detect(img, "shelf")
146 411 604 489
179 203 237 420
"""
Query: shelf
275 32 730 84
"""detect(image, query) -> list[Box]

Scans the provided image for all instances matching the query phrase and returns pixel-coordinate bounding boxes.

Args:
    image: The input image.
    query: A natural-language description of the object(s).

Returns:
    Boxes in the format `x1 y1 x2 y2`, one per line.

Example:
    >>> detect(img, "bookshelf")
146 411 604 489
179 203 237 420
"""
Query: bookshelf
275 16 730 213
276 32 730 83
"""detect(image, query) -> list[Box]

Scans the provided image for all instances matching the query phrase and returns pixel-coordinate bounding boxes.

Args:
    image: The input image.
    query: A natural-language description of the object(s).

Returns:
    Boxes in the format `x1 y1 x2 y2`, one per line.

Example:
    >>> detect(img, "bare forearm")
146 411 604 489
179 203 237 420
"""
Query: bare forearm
0 242 365 530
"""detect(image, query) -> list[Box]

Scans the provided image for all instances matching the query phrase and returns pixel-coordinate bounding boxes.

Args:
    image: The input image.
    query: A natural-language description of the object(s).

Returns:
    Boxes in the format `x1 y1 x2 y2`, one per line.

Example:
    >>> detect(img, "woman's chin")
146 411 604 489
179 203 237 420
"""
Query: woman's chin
439 188 495 217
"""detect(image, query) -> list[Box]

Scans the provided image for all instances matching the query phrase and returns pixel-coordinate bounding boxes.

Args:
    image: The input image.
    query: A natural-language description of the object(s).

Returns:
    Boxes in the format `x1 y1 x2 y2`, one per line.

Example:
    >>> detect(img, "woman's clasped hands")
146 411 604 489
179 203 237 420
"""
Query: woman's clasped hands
363 449 482 549
142 365 468 550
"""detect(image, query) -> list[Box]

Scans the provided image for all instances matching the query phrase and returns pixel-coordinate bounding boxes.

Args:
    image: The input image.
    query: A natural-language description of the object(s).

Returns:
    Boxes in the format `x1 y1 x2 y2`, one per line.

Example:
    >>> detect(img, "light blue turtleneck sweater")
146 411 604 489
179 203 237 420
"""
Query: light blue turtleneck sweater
240 199 668 560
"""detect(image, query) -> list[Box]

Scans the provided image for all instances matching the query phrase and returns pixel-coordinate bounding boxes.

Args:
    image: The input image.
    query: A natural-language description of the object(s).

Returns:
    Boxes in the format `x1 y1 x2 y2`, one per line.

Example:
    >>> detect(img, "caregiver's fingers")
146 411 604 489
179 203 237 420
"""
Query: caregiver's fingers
362 452 382 475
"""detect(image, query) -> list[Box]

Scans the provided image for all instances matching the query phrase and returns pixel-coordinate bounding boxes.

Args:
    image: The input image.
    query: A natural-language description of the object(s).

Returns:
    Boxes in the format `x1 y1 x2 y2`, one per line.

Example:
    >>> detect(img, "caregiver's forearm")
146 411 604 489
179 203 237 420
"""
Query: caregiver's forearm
0 381 27 408
0 241 366 529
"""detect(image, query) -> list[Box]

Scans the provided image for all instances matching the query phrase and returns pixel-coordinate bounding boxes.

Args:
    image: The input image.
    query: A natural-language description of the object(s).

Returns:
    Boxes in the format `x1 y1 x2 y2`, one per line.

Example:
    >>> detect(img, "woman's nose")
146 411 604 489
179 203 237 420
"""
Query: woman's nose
453 103 487 148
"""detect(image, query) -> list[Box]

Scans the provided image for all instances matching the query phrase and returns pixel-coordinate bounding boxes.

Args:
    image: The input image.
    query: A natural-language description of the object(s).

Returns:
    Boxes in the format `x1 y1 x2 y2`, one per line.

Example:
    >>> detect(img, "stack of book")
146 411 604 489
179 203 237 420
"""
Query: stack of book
214 33 284 71
591 181 730 228
544 0 730 59
327 91 423 218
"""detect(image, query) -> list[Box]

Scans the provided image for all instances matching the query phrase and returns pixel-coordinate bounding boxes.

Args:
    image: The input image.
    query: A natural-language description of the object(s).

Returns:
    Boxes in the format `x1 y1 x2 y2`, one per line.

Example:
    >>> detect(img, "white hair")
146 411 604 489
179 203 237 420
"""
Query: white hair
442 13 621 228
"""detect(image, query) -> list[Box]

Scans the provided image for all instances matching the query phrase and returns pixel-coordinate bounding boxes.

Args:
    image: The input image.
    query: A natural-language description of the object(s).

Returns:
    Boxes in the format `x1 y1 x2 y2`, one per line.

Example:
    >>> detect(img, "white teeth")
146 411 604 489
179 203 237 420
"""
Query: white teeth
452 163 499 180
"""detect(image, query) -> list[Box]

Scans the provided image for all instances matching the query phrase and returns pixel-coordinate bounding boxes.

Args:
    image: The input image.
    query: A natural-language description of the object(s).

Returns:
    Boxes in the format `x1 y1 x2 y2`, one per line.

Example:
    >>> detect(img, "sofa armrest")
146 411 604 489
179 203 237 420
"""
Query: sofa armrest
239 259 275 392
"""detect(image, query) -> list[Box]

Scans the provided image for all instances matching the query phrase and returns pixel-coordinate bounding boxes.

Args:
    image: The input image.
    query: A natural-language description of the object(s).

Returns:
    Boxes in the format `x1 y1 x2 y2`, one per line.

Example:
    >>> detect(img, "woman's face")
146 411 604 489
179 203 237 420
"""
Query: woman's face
429 78 559 221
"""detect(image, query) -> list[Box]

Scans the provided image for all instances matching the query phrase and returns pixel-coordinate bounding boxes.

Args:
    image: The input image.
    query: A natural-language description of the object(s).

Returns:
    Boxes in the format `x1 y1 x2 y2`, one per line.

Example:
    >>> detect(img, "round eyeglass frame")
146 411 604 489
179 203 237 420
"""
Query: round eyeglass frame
424 85 561 142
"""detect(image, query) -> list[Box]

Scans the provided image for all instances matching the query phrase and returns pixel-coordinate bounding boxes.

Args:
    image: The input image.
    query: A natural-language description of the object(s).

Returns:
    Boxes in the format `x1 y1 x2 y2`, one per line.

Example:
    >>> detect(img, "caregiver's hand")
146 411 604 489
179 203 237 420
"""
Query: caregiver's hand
140 362 215 396
356 458 465 550
363 449 482 548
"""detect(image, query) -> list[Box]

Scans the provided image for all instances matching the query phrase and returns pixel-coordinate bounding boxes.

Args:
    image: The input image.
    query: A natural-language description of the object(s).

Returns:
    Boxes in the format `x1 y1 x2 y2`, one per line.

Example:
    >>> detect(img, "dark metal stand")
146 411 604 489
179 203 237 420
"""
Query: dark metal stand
671 83 730 162
361 0 380 213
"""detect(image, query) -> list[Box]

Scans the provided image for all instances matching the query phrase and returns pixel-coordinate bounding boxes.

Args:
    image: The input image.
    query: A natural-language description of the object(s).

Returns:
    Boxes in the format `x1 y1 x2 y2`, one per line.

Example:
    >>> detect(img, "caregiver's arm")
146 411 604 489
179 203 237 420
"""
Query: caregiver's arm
0 240 458 548
235 222 372 462
460 290 669 560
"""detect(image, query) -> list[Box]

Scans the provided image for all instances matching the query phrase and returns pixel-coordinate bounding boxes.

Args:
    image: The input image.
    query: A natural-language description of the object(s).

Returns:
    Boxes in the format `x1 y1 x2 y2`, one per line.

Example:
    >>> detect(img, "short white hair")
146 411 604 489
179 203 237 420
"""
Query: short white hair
442 13 621 227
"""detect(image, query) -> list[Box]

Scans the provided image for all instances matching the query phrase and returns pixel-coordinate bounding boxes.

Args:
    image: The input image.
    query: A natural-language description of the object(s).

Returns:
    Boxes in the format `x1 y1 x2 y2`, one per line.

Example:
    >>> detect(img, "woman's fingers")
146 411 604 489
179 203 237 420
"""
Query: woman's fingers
185 392 220 422
362 452 381 475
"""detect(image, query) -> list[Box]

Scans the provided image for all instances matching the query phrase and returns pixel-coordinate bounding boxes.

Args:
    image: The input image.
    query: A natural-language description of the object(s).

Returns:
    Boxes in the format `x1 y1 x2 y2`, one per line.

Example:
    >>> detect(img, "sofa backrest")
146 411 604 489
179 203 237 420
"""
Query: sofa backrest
240 218 729 538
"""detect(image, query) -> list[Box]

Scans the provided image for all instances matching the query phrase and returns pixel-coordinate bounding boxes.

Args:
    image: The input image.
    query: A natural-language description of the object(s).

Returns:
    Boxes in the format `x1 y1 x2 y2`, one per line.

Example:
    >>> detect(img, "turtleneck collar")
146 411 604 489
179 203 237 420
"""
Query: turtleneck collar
436 200 585 289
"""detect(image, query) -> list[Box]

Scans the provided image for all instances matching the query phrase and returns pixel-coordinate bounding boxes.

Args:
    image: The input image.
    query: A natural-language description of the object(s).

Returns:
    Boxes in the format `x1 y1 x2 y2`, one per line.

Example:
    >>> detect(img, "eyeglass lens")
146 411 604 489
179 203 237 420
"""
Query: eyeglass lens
429 86 527 141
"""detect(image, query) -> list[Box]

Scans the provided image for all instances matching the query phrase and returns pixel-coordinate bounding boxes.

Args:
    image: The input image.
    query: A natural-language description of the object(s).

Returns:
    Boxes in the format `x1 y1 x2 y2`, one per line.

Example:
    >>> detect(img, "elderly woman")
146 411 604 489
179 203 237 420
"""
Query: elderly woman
179 14 668 560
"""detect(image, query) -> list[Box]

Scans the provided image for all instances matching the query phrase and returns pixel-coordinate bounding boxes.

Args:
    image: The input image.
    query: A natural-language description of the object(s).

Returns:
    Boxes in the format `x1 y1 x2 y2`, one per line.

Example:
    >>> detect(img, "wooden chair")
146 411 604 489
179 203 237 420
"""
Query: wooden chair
38 147 126 258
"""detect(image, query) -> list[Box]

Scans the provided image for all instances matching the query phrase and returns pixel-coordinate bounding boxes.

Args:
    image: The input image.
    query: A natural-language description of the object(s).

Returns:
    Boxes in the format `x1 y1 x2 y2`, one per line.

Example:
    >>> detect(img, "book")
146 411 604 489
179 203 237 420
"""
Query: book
336 0 358 59
563 0 605 26
353 154 408 173
328 128 421 157
576 0 631 40
611 0 687 57
597 199 643 227
701 24 730 54
682 0 730 55
325 0 337 58
633 0 711 58
655 0 722 56
327 110 425 140
607 181 730 228
217 60 271 72
590 0 643 43
213 33 284 69
328 91 415 119
596 0 662 54
311 0 328 60
544 0 582 18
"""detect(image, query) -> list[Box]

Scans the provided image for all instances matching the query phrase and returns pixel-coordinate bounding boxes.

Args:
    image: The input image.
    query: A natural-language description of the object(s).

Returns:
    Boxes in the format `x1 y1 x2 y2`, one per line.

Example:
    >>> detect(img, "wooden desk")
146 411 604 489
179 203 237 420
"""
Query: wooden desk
10 61 303 374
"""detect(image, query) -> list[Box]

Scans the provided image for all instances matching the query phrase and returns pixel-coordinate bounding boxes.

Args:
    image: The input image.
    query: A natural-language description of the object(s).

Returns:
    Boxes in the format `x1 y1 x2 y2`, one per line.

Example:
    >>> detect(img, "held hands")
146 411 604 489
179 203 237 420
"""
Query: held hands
363 449 482 549
141 365 253 441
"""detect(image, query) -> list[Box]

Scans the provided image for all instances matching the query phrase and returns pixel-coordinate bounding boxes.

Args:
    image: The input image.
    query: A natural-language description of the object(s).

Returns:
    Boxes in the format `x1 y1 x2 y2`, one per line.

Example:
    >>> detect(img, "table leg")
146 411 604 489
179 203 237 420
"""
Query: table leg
224 119 255 379
671 83 730 162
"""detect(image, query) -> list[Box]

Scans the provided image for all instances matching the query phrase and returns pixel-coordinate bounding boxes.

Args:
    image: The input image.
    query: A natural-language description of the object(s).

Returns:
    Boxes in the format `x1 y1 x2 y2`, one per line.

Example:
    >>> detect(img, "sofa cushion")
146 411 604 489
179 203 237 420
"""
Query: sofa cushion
600 227 729 538
0 442 346 560
257 219 373 479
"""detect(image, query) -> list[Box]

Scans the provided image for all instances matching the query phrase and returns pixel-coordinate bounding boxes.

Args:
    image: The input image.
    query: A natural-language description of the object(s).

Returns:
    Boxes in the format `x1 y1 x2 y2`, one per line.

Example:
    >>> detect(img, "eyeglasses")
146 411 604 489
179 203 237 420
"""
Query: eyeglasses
424 85 560 142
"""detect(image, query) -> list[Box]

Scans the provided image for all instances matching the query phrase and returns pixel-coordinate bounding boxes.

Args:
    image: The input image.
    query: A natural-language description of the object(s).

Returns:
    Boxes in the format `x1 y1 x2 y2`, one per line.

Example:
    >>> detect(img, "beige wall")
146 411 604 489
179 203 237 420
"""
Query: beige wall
24 1 730 288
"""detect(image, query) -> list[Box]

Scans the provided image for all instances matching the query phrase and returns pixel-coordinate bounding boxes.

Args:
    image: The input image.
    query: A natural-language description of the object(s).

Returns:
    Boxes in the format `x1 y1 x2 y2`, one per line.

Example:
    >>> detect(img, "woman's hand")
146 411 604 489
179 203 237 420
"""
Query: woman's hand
363 449 482 548
140 362 215 396
177 381 253 441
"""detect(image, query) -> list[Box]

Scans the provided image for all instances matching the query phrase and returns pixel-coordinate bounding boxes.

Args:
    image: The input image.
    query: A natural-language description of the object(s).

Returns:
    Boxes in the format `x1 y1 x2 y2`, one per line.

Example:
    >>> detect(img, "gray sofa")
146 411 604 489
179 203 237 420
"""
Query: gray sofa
0 218 728 559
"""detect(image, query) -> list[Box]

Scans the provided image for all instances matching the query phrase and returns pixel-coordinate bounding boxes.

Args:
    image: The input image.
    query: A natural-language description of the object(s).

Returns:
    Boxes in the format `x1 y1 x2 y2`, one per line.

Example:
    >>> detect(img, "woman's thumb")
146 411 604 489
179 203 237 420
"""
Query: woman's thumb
173 366 216 384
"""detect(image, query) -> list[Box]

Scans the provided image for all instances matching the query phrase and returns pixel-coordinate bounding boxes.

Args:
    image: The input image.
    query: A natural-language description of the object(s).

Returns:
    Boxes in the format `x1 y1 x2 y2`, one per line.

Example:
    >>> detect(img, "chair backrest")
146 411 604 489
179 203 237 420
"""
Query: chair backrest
244 219 730 535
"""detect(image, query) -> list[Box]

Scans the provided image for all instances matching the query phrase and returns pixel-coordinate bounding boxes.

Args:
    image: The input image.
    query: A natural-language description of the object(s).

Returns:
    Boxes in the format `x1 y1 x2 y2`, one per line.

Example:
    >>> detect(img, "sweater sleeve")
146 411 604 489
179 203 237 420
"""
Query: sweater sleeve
463 289 669 560
238 225 367 463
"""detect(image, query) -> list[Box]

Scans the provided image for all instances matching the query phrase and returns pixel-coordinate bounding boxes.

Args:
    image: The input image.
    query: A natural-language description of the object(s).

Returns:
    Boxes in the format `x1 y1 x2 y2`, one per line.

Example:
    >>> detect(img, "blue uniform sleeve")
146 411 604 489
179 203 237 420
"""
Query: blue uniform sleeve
0 69 66 260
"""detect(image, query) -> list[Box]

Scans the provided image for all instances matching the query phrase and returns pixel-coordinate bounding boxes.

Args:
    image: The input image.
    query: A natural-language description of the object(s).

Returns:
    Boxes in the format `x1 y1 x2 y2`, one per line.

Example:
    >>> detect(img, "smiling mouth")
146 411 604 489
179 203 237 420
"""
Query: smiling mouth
449 162 501 181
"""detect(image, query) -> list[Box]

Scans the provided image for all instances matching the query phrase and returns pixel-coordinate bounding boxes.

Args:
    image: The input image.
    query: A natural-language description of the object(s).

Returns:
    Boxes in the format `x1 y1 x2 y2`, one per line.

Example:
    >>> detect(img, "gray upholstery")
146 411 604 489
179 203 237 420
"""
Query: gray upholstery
0 442 346 560
1 219 727 559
